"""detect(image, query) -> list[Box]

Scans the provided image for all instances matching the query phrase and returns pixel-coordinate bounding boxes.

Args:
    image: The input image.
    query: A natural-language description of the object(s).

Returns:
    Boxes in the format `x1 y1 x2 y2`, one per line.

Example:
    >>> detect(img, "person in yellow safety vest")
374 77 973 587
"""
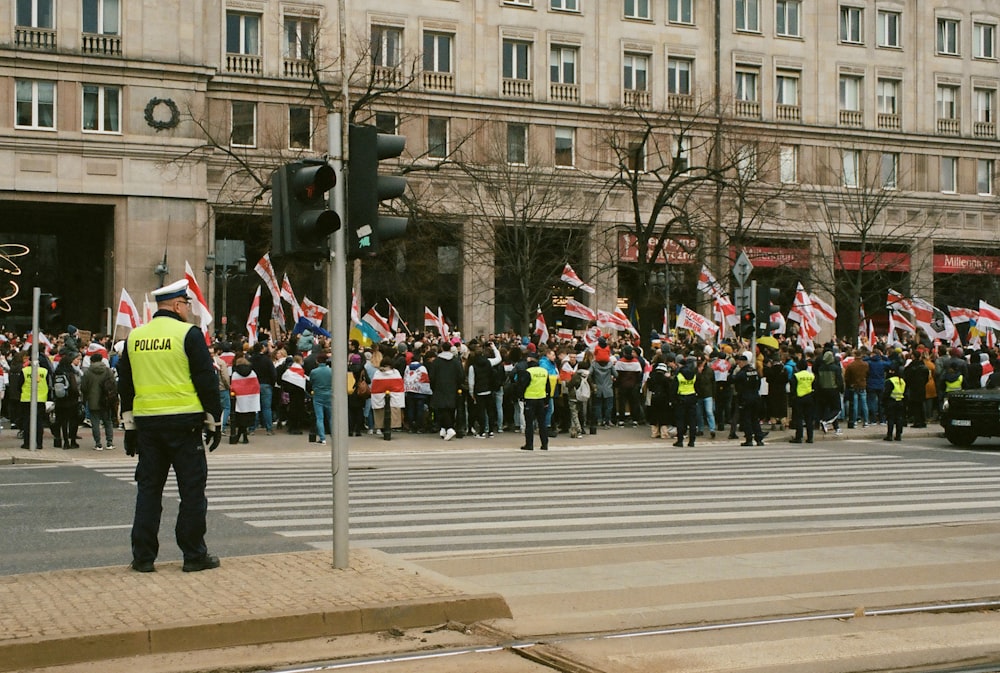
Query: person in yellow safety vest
520 351 552 451
116 278 223 574
882 366 907 442
789 358 816 444
19 356 51 450
673 357 699 448
942 361 964 396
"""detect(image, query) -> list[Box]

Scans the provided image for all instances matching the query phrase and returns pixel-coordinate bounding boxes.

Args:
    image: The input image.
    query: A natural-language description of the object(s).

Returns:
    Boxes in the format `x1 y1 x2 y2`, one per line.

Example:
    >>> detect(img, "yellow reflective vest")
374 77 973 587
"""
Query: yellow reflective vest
887 375 906 401
524 366 550 400
944 375 963 394
127 316 203 417
676 372 696 396
794 369 815 398
20 365 48 402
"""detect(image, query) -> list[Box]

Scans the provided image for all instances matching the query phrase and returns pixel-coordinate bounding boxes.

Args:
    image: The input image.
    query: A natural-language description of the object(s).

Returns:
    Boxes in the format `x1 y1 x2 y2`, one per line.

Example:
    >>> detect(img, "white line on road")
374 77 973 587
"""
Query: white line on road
46 524 131 533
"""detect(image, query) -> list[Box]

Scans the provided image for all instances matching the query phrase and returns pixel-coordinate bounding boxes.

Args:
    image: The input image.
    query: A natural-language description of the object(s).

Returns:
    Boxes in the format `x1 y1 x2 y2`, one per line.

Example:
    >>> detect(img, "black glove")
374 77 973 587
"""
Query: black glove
124 430 138 457
204 413 222 452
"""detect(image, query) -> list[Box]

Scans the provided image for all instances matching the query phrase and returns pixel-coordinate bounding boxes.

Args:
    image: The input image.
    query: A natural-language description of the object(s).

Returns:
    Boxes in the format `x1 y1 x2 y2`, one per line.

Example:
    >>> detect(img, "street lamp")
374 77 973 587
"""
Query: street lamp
153 252 169 288
209 240 247 337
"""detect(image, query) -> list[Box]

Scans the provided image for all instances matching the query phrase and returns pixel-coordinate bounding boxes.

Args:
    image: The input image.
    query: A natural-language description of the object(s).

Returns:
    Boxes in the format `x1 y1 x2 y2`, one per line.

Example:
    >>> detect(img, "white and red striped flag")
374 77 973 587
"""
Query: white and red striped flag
423 306 439 333
977 300 1000 331
867 319 876 347
560 264 595 294
556 327 573 340
697 265 724 299
246 286 261 347
143 294 155 324
386 300 402 333
808 293 837 324
280 360 307 390
184 261 213 343
662 307 670 336
534 306 550 344
949 306 978 325
254 253 285 324
350 289 362 326
676 305 719 342
613 307 639 337
564 298 597 322
980 354 995 387
438 307 450 340
714 295 738 326
115 288 141 332
362 307 394 341
300 295 327 328
279 274 303 323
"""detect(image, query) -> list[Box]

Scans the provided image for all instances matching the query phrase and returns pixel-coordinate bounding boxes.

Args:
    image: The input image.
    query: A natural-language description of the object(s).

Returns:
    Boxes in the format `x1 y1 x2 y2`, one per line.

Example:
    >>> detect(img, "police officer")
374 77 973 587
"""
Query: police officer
789 358 816 444
673 357 698 448
883 365 906 442
117 279 223 573
731 351 765 447
519 350 552 451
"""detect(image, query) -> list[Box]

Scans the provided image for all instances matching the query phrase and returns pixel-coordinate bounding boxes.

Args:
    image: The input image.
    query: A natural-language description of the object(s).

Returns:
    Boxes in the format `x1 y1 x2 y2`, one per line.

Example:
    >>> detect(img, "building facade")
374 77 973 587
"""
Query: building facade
2 0 999 337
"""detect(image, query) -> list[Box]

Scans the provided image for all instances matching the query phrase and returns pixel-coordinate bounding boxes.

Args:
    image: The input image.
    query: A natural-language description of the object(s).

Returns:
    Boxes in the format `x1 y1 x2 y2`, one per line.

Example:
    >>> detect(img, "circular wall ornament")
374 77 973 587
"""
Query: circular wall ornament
144 97 180 130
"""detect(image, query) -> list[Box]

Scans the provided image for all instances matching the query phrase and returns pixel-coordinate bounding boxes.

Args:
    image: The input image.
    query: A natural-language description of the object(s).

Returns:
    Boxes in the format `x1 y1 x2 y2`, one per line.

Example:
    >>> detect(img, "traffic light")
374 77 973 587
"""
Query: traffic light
755 285 782 337
39 293 61 330
739 307 755 339
271 159 340 259
347 123 408 258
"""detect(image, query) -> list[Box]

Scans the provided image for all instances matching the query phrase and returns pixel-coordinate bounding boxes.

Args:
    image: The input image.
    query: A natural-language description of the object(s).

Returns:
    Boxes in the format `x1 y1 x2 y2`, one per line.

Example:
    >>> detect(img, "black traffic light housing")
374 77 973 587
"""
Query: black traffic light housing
739 308 755 339
755 285 781 337
39 293 61 331
347 123 408 258
271 159 340 259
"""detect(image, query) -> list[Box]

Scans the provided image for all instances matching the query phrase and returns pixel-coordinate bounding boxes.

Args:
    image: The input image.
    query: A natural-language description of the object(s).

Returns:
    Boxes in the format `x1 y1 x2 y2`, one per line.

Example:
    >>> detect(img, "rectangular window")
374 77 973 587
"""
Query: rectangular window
82 84 120 133
877 10 899 47
780 145 797 184
371 26 402 68
842 150 860 187
839 75 862 111
503 40 531 80
667 58 692 95
375 112 398 135
881 152 898 189
672 136 690 173
669 0 693 24
877 78 898 114
776 1 800 37
16 0 53 28
940 156 957 192
428 117 448 159
423 32 453 73
623 53 648 91
974 23 996 59
737 144 757 181
976 89 994 123
937 18 959 55
555 127 574 167
15 79 55 129
937 85 958 119
551 0 579 11
624 0 650 20
507 123 527 164
289 106 311 150
231 101 256 147
776 72 799 105
627 138 645 172
83 0 119 34
550 46 577 84
505 0 532 5
840 6 863 44
284 17 316 59
977 159 994 195
736 0 760 32
226 12 260 55
735 69 758 102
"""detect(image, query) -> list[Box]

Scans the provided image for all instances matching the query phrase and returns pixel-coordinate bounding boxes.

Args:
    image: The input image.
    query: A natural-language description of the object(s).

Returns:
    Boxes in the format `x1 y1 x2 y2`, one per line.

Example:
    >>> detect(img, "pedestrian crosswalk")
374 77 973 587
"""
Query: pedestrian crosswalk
86 442 1000 556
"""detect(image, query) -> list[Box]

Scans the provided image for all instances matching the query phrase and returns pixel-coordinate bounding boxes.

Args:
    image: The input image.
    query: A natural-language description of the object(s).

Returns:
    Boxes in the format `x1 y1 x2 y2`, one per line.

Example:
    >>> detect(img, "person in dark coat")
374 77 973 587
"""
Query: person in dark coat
52 352 82 449
427 340 465 441
903 353 930 427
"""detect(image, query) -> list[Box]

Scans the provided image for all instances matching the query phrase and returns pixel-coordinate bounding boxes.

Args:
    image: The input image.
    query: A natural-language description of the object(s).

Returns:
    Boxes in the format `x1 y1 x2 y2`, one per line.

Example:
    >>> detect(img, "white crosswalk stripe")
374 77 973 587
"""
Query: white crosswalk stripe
86 443 1000 555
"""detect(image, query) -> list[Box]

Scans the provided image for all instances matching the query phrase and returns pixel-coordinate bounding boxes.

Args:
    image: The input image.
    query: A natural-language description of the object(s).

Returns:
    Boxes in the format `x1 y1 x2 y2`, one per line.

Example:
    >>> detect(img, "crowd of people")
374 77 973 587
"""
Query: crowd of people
5 320 995 451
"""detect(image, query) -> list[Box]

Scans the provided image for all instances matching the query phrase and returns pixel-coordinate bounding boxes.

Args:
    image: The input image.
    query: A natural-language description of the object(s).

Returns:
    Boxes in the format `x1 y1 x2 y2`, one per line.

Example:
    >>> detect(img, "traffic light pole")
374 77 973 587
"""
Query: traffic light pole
28 287 40 451
329 110 350 570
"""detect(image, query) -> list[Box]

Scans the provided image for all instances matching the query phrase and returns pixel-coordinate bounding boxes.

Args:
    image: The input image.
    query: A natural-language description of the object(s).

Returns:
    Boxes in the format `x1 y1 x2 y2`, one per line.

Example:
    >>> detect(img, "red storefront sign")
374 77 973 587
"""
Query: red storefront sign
618 233 698 264
836 250 911 272
735 245 810 269
933 253 1000 275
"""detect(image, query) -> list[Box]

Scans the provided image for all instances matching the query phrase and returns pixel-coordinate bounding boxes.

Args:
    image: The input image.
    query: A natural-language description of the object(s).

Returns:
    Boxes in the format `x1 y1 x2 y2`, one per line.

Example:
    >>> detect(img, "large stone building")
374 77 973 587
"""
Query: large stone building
2 0 999 338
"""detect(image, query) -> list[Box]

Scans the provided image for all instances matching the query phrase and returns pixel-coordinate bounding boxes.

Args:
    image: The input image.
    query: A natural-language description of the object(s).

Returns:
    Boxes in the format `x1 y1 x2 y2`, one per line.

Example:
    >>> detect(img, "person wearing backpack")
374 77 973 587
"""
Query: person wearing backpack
52 351 82 449
81 352 117 450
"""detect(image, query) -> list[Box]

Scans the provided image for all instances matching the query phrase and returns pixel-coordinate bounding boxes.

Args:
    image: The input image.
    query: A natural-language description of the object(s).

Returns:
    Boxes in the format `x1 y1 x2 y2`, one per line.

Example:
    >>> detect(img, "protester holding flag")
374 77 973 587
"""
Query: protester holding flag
280 355 308 435
229 356 260 445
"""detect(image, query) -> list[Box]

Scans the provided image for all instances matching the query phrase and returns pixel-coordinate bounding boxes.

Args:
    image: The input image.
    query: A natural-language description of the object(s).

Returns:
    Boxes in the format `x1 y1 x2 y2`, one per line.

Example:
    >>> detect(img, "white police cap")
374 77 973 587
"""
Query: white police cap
151 279 189 302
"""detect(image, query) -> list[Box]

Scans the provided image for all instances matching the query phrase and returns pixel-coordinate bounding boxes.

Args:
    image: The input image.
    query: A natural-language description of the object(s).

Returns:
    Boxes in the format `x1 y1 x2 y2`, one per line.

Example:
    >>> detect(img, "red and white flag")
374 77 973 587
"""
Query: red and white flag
362 307 393 341
350 289 362 326
386 300 402 333
23 331 53 353
438 307 450 340
714 295 738 326
662 307 670 336
300 295 328 327
370 368 406 410
564 298 596 322
676 305 719 342
582 325 601 350
886 289 915 335
808 293 837 324
254 253 285 324
613 307 639 338
949 306 978 325
867 319 877 347
423 306 440 333
143 294 155 324
280 274 303 323
560 264 595 294
534 306 550 344
280 361 307 391
697 265 724 299
115 288 141 332
246 286 261 347
556 327 573 340
977 300 1000 332
184 261 213 343
788 282 818 345
980 354 995 387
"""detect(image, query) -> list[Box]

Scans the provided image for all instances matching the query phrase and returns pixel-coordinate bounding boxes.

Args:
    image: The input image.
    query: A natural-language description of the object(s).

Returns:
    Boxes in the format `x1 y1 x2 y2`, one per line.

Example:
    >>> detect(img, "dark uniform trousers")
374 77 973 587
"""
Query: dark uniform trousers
523 398 550 450
793 394 816 441
132 413 208 564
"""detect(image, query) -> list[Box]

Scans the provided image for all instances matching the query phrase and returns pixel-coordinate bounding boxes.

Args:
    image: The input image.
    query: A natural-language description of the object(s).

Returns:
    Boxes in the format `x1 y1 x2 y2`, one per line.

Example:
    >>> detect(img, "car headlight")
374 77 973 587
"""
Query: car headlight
941 398 949 412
